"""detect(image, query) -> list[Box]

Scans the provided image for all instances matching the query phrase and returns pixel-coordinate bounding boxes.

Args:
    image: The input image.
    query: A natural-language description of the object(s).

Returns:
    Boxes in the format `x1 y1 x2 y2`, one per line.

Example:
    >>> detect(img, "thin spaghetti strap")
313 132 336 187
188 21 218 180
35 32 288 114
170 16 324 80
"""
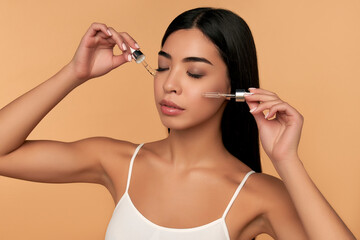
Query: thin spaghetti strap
125 143 144 193
222 170 255 219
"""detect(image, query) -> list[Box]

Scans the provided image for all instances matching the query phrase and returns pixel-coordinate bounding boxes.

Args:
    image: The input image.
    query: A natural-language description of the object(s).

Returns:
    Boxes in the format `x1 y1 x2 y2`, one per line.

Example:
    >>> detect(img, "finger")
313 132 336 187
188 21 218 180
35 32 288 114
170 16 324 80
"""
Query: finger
245 88 279 115
96 31 111 39
246 87 284 120
107 27 128 52
86 22 112 38
246 98 259 113
250 99 283 115
249 105 268 126
245 99 267 125
112 53 133 68
244 92 280 103
248 87 278 96
107 29 140 53
266 102 302 121
119 32 140 50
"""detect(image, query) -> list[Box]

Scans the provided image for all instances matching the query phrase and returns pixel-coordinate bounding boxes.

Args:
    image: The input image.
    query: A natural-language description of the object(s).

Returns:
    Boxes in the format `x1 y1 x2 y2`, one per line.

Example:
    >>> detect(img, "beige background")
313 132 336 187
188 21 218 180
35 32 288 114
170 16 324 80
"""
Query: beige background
0 0 359 239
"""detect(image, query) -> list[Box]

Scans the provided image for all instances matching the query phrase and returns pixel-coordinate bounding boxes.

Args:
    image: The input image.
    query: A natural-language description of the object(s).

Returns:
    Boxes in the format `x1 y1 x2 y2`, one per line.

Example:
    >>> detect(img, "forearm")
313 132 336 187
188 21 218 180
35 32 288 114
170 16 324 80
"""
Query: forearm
0 63 81 156
275 158 356 240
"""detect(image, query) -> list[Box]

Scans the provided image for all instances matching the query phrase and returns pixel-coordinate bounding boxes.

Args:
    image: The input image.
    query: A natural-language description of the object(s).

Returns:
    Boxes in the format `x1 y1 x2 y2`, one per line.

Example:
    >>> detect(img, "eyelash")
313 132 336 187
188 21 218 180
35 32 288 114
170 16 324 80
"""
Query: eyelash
155 67 168 72
187 72 203 79
155 67 204 79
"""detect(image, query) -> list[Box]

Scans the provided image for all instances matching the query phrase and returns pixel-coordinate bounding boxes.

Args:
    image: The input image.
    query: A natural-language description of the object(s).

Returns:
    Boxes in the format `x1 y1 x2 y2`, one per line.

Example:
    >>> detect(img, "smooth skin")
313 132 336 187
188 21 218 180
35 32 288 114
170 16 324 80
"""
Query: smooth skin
0 23 355 240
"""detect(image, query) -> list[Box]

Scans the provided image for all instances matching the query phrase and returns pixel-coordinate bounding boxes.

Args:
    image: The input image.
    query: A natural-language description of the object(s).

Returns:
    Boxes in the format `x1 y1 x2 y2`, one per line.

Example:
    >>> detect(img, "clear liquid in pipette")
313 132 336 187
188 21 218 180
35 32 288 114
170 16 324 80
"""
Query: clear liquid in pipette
141 59 156 76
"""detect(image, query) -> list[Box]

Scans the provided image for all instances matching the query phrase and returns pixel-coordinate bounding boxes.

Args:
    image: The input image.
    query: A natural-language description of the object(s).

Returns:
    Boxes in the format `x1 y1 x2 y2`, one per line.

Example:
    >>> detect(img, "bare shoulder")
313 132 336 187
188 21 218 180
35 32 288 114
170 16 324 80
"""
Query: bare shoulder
247 173 288 202
76 136 137 157
71 136 138 167
84 137 139 172
242 173 307 239
230 173 285 220
245 172 296 217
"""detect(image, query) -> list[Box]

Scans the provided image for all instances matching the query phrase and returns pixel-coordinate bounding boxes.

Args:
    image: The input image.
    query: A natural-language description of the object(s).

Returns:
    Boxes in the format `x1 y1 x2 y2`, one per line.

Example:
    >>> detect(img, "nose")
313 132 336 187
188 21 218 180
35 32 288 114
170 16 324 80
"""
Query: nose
162 70 182 95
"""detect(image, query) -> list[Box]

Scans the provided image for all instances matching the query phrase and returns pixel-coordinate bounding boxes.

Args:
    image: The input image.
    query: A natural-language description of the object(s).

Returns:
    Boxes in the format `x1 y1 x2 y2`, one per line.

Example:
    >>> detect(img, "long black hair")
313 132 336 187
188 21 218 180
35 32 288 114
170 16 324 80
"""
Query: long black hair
161 8 261 173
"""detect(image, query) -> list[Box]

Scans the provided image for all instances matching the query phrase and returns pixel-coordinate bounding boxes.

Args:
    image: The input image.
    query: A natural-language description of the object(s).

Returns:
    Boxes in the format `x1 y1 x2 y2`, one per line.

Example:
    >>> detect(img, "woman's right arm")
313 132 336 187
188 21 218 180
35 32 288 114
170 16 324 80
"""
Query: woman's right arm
0 23 138 185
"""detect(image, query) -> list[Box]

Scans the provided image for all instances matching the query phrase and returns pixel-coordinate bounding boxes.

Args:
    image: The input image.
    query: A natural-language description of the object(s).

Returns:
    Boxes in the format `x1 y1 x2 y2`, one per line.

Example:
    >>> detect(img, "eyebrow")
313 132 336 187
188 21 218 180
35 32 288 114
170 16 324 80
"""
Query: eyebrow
158 50 213 65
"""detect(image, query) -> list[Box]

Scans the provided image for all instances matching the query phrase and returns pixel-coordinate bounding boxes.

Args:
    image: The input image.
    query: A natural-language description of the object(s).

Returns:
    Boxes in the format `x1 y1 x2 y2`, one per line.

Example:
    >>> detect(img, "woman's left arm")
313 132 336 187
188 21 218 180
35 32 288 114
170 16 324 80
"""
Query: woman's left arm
245 88 356 240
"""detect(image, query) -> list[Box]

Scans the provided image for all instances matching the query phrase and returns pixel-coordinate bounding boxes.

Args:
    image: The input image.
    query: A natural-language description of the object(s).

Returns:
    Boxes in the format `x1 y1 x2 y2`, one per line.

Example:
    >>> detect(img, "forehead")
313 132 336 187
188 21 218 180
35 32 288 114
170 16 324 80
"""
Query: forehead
161 29 222 63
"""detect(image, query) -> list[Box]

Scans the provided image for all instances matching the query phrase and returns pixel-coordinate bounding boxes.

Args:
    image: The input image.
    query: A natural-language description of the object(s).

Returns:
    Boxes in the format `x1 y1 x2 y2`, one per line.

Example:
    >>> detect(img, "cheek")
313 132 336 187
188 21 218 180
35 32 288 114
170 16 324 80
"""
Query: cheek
191 81 229 117
186 80 229 101
186 85 226 116
153 78 162 100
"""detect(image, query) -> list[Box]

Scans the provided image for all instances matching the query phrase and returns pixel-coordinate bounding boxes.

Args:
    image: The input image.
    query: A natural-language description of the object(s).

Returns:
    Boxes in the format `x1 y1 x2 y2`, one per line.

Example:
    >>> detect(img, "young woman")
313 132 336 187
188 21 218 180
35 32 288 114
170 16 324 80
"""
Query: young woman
0 7 355 240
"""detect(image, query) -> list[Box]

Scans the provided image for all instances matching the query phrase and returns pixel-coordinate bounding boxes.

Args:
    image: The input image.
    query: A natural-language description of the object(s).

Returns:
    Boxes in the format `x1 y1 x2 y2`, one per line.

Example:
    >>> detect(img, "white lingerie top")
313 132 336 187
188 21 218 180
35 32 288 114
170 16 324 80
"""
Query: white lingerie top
105 143 255 240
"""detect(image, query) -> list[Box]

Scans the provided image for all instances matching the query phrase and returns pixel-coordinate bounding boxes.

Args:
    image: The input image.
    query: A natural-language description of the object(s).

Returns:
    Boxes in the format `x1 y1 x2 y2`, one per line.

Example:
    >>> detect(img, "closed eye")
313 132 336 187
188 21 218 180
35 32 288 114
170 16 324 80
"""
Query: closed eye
155 68 203 79
155 67 169 72
187 72 203 79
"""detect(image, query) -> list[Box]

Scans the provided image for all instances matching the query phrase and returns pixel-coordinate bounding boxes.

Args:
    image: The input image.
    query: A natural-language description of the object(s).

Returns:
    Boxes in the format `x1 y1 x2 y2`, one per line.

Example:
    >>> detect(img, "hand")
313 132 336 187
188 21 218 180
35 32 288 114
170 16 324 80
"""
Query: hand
69 23 138 82
245 88 304 164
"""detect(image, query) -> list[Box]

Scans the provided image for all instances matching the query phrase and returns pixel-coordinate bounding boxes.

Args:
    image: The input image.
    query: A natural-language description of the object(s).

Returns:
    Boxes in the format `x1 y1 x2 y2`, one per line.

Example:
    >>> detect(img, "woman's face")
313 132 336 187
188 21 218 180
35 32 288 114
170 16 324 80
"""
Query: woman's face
154 28 230 130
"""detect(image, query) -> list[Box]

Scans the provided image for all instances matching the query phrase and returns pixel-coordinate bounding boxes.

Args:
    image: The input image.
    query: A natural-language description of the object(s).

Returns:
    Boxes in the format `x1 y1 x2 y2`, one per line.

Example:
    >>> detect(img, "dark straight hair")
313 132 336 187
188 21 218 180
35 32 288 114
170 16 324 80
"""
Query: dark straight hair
161 8 261 173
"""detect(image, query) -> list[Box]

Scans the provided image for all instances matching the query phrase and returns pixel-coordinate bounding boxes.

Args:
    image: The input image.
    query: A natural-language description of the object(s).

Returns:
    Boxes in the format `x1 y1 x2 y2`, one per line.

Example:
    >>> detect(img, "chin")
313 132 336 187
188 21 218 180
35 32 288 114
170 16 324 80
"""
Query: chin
160 119 192 131
159 114 219 132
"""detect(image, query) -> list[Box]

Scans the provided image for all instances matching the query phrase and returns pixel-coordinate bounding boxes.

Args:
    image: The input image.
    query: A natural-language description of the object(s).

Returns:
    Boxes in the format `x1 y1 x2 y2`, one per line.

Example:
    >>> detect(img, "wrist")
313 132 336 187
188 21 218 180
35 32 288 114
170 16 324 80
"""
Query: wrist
63 62 89 87
273 155 305 180
52 63 85 91
269 150 300 168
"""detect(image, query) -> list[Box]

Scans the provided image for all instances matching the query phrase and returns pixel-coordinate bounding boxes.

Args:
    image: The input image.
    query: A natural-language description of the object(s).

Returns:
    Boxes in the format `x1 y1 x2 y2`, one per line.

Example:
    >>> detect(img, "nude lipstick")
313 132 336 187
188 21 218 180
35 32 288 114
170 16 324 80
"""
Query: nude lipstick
159 99 185 116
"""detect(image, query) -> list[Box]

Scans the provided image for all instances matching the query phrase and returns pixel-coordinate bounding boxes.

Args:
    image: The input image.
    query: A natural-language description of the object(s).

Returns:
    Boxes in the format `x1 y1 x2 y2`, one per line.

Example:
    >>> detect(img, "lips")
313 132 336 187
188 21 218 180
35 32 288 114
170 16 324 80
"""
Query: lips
159 99 185 116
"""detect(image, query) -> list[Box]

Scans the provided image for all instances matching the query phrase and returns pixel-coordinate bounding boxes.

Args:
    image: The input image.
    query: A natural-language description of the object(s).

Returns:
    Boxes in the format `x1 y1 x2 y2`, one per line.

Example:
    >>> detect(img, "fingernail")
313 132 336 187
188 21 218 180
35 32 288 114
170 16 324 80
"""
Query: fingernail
265 112 269 119
135 43 140 49
106 29 112 36
244 92 254 96
127 54 132 62
122 43 127 51
250 107 257 113
248 87 256 90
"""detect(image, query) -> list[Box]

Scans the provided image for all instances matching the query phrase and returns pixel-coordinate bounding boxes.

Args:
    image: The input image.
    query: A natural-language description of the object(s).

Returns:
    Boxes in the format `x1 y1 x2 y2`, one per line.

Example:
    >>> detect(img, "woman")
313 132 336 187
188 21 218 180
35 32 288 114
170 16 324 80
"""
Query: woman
0 7 355 240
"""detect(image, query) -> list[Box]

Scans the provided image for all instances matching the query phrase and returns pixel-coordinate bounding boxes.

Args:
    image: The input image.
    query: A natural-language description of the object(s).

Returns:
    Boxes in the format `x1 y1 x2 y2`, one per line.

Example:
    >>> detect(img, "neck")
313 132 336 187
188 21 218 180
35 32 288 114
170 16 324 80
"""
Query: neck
163 116 229 170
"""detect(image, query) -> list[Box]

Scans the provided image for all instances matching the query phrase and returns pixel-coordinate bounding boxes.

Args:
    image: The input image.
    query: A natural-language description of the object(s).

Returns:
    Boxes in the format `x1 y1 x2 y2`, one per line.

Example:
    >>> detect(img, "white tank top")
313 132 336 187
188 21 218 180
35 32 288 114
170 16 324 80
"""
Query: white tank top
105 144 255 240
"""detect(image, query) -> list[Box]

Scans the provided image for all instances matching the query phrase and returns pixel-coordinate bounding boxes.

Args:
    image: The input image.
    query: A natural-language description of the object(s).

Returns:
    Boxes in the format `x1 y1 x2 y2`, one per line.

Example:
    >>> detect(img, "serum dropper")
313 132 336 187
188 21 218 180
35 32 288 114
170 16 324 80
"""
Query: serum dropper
202 90 253 102
130 47 156 76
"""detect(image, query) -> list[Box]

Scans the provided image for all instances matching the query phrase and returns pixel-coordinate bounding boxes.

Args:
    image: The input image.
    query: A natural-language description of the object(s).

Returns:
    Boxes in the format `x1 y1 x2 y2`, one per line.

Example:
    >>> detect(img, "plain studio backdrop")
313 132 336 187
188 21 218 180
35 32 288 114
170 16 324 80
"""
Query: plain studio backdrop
0 0 359 239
